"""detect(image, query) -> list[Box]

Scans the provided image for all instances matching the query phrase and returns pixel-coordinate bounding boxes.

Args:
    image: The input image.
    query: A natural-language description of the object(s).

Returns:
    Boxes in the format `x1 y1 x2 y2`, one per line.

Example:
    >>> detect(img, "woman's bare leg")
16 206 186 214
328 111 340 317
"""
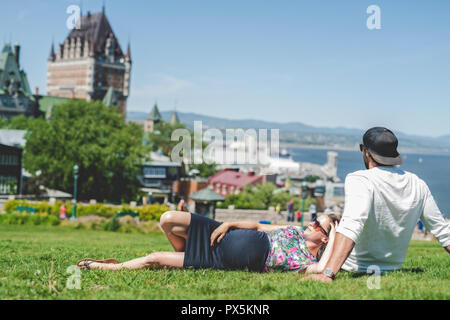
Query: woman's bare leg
78 211 192 271
159 211 191 252
83 252 185 271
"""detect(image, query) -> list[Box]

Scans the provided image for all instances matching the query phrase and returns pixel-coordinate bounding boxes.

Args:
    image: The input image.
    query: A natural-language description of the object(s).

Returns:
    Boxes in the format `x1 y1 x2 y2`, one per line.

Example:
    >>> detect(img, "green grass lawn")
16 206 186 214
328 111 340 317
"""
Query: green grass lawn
0 224 448 300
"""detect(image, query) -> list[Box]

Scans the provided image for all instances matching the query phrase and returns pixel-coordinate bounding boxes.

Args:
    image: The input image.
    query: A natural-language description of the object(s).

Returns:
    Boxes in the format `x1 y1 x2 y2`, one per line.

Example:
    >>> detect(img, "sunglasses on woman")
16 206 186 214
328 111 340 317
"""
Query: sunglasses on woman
312 219 329 237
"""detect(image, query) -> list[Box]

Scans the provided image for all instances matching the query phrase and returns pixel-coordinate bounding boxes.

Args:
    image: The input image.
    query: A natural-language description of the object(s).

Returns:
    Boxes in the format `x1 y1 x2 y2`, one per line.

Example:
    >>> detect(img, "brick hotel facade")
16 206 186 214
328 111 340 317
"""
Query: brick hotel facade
47 9 131 114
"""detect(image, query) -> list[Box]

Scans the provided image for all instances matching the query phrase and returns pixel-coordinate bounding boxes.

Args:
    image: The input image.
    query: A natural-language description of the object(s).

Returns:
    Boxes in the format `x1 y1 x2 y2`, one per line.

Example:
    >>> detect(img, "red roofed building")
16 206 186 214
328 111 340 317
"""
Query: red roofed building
207 169 264 197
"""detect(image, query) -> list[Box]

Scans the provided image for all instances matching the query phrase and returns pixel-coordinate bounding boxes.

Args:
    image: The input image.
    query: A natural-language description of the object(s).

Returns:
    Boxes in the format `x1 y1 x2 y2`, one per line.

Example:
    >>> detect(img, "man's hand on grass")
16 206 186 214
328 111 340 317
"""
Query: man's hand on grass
301 274 333 283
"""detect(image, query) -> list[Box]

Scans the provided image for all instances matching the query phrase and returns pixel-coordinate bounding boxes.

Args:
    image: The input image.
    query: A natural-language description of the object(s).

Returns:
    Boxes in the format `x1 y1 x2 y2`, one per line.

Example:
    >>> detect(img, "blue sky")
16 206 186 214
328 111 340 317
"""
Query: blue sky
2 0 450 137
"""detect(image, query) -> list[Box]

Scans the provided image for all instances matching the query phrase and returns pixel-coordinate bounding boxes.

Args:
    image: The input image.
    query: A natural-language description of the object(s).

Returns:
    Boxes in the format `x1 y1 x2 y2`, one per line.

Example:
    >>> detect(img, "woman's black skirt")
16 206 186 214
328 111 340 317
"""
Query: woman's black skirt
183 213 270 272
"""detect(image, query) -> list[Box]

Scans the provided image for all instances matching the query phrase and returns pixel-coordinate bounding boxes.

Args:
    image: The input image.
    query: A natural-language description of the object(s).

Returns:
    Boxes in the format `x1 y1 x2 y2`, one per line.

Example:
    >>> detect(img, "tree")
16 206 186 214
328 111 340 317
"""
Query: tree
217 183 316 211
23 100 147 203
8 114 35 130
146 122 187 156
146 121 218 178
0 114 37 130
0 117 8 128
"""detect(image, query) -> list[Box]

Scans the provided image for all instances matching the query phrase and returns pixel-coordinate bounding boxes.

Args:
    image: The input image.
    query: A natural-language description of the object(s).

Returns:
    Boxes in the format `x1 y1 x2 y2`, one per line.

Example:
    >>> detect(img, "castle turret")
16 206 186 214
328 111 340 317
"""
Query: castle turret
169 111 180 125
144 103 162 133
48 42 56 62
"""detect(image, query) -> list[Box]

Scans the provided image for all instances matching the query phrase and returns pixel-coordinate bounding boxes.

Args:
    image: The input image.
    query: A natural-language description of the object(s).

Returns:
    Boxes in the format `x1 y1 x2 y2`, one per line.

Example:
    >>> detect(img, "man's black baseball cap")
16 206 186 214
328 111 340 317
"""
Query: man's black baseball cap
361 127 402 166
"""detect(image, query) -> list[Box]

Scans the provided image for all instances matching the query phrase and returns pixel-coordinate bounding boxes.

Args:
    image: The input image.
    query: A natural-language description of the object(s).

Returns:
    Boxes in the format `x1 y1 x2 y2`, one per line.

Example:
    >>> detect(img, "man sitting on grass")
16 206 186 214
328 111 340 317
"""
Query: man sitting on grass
304 127 450 282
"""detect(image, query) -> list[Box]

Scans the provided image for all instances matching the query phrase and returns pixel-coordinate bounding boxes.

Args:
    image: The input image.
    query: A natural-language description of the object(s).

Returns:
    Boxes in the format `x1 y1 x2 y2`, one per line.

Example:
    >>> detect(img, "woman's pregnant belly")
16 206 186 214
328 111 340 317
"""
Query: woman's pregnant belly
218 229 270 272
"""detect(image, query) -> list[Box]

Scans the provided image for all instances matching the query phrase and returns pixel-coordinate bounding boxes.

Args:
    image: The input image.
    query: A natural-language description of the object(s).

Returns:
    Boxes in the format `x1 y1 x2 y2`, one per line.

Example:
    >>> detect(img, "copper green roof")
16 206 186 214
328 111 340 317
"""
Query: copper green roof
189 188 225 202
38 96 69 118
102 86 119 107
147 103 162 121
0 43 32 98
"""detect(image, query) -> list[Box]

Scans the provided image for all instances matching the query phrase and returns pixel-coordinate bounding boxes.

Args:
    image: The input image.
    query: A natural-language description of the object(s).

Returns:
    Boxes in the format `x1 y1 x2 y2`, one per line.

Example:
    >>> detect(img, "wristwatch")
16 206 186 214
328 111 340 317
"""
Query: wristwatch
323 268 335 280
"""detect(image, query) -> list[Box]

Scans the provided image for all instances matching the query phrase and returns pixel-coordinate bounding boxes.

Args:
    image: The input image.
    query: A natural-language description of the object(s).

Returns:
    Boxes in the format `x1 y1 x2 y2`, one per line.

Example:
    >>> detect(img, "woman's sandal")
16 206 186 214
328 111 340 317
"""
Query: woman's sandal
77 258 118 270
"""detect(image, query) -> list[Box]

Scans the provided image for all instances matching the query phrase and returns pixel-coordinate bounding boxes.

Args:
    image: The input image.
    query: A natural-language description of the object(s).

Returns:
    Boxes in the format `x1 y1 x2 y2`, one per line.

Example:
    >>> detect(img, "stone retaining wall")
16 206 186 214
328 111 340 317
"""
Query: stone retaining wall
214 208 313 226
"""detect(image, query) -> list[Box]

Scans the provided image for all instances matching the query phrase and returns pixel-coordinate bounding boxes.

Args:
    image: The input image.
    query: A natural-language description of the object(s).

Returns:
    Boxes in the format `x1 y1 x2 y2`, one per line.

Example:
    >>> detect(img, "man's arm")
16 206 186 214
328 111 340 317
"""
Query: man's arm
301 233 354 281
420 183 450 252
302 174 372 282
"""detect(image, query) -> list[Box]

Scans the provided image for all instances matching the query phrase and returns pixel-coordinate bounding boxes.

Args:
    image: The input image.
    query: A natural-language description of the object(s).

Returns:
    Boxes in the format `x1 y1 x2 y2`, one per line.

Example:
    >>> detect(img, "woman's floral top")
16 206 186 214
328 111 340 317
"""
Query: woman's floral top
263 226 317 273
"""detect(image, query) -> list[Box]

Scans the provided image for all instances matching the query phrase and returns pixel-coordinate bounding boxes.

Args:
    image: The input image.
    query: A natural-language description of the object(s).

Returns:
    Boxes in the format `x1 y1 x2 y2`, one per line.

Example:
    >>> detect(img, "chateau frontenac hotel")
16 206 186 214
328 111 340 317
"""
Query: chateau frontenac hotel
47 8 131 115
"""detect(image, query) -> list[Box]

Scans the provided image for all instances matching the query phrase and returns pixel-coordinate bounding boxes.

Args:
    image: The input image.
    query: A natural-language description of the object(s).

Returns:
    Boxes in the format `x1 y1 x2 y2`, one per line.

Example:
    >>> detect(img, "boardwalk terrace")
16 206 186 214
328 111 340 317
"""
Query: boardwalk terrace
47 9 131 114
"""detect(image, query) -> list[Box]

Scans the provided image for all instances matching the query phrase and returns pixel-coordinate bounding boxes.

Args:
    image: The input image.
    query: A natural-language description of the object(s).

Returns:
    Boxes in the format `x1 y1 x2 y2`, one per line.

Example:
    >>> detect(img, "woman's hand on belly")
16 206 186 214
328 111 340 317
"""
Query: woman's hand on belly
210 222 231 246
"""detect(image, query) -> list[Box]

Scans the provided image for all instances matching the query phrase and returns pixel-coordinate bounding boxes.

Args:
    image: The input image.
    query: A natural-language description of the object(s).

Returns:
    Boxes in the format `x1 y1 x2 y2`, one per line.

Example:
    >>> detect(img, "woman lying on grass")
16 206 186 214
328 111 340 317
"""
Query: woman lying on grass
77 211 339 274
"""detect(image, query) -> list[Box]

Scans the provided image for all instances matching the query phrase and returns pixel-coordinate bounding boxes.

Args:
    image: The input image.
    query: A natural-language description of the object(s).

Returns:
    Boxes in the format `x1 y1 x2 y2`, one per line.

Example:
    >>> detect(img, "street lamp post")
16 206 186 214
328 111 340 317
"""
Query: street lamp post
301 181 308 228
72 164 79 221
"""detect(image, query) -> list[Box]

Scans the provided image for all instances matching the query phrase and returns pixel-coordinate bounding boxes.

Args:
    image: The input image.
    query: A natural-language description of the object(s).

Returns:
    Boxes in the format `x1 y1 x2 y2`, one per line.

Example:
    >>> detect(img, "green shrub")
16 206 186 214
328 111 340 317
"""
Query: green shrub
4 200 22 213
0 212 162 234
83 218 106 230
77 203 116 218
118 224 141 233
217 183 316 211
101 216 120 232
138 203 169 221
27 215 42 226
46 215 60 226
4 200 168 222
0 214 60 226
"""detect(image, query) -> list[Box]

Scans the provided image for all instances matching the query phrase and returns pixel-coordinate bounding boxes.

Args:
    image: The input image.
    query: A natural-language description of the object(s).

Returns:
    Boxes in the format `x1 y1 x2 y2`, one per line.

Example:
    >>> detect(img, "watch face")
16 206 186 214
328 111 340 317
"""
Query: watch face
323 269 333 277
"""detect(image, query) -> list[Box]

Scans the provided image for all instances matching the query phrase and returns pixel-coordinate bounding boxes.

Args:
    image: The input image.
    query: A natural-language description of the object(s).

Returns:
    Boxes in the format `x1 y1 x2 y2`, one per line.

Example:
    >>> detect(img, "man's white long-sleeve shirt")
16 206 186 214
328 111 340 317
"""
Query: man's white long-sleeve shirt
336 166 450 273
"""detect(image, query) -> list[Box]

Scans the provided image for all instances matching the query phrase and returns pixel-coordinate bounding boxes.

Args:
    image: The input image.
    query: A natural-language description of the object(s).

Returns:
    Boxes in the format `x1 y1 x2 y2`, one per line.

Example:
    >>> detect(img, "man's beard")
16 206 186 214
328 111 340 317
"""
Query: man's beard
363 153 370 169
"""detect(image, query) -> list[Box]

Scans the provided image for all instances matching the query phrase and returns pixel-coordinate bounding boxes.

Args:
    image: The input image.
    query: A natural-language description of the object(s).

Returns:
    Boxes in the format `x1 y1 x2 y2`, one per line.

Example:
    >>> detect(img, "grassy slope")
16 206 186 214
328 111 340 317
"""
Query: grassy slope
0 224 448 300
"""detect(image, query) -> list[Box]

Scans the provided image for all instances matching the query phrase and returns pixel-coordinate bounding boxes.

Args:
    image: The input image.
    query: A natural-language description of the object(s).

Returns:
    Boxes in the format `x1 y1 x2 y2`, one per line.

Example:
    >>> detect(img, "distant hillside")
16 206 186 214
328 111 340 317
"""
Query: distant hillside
127 110 365 135
127 110 450 154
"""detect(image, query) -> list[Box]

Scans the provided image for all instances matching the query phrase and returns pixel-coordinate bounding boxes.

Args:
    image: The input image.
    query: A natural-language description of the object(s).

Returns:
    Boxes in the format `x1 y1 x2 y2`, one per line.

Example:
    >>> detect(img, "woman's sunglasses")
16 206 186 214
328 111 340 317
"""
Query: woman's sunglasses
312 220 329 237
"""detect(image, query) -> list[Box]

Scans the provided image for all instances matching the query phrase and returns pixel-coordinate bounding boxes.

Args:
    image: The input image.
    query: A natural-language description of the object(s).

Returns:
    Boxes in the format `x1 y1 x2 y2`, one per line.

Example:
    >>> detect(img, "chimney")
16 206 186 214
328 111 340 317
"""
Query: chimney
13 44 20 68
34 87 39 96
